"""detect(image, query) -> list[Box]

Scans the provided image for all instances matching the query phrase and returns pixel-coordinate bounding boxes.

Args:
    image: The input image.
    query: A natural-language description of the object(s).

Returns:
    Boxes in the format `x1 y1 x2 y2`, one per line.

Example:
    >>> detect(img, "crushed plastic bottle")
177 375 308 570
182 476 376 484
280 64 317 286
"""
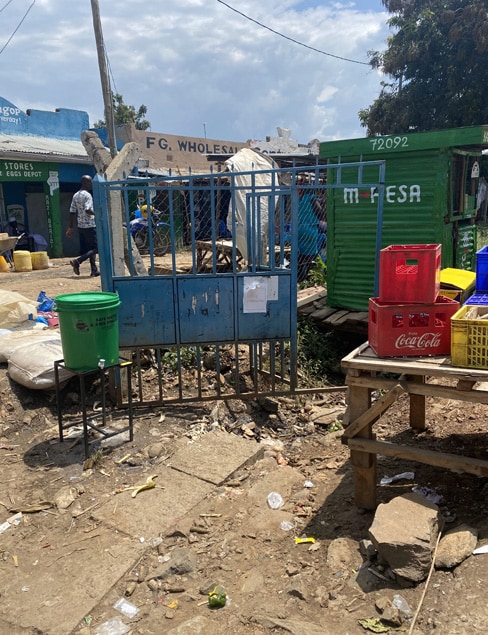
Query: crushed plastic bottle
267 491 284 509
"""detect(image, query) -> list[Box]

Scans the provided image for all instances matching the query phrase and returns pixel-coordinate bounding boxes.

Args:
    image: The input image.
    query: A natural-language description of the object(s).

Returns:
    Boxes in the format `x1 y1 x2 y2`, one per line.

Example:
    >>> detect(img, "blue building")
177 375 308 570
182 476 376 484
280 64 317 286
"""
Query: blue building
0 96 94 257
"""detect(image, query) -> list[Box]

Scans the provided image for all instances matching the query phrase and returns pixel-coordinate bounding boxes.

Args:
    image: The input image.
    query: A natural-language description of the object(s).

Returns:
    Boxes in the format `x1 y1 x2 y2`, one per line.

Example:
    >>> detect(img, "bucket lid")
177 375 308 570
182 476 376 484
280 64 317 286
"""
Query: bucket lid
55 291 120 309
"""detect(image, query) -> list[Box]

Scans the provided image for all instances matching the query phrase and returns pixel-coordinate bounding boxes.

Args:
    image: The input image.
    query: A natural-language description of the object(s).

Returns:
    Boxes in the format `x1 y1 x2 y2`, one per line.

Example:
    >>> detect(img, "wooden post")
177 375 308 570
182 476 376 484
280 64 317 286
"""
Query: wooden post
346 378 377 509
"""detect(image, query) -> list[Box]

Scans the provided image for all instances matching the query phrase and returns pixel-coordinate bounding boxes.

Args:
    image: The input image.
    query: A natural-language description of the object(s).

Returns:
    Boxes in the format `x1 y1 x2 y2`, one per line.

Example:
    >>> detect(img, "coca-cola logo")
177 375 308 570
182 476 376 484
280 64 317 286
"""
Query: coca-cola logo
395 332 442 350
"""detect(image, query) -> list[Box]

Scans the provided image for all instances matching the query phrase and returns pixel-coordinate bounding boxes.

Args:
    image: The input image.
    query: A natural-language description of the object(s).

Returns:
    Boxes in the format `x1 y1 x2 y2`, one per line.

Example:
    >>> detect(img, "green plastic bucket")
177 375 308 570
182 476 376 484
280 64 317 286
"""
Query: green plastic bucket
55 292 121 371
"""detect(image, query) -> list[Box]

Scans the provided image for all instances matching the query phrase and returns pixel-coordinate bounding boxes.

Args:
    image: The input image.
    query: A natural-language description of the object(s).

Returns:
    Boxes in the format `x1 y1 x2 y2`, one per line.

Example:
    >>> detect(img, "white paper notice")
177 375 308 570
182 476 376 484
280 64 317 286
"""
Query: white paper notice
266 276 279 301
243 277 268 313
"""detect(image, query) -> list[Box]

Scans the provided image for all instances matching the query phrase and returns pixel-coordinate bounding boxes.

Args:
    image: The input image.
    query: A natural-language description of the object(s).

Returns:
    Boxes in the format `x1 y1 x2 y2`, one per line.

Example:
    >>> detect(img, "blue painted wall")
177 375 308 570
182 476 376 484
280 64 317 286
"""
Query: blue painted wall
0 96 89 139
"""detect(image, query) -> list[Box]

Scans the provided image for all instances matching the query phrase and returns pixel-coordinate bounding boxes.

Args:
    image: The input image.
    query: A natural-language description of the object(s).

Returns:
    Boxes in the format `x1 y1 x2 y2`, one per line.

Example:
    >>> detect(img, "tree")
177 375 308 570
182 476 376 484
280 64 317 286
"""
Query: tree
93 93 151 130
359 1 488 136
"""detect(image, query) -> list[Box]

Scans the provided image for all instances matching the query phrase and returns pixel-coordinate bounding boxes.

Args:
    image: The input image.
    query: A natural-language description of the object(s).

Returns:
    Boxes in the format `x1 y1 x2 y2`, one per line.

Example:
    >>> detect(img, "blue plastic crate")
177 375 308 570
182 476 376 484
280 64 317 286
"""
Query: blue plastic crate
465 293 488 305
476 245 488 292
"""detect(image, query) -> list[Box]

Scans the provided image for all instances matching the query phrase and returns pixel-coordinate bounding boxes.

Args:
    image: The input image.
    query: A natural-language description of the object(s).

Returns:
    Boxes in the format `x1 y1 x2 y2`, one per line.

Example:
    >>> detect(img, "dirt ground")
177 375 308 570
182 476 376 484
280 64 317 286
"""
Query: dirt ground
1 259 488 635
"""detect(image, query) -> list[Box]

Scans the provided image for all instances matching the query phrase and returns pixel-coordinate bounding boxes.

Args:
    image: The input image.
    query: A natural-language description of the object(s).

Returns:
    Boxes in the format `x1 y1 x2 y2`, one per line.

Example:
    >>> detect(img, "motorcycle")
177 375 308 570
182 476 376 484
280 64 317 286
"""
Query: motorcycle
129 208 170 256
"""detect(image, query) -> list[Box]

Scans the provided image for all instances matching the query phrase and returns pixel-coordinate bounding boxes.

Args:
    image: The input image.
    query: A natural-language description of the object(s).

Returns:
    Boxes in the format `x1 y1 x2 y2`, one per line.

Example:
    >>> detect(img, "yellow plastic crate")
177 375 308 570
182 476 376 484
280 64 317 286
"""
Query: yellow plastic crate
440 268 476 304
451 304 488 368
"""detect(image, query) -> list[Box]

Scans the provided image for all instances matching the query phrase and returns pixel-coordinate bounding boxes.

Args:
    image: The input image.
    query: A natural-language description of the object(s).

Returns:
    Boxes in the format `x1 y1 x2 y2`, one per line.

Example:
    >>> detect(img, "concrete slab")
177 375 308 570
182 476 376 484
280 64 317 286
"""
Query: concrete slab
168 429 263 485
0 525 145 635
92 466 214 538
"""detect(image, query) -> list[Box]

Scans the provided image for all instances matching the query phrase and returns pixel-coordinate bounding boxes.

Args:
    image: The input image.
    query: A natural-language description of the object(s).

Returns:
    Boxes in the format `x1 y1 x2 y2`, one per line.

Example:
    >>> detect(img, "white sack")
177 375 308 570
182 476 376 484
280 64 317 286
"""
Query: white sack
0 323 58 362
8 339 72 390
224 148 277 263
0 289 37 327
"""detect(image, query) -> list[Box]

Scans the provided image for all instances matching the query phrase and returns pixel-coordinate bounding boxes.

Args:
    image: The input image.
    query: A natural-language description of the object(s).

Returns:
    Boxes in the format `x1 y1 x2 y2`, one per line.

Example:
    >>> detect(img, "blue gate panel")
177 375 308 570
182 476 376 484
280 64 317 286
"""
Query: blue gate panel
237 274 291 340
177 277 235 344
115 278 177 347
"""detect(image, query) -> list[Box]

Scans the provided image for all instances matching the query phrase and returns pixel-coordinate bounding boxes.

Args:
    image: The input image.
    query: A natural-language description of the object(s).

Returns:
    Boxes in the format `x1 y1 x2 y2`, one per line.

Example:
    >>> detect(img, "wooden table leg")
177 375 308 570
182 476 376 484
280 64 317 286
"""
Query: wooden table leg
407 374 426 431
347 381 377 509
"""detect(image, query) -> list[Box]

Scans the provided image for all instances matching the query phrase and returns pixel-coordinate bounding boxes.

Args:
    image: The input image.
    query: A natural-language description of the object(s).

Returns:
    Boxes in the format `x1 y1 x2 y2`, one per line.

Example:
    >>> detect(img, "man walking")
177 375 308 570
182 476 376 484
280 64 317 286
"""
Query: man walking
66 175 99 277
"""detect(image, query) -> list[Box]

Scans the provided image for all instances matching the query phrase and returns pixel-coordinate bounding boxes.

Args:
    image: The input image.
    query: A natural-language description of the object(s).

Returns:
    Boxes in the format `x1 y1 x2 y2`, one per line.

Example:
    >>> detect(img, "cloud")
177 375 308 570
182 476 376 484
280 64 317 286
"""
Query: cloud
0 0 389 144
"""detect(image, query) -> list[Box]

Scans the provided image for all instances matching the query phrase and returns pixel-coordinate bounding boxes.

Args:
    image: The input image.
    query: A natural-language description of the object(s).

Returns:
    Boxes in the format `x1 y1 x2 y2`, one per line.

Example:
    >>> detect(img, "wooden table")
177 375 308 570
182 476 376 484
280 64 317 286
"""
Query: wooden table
195 239 243 272
341 342 488 509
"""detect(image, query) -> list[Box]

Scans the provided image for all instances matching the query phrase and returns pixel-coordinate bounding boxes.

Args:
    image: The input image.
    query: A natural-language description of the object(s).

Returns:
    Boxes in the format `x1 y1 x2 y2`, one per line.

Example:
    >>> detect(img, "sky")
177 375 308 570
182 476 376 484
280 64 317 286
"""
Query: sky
0 0 391 146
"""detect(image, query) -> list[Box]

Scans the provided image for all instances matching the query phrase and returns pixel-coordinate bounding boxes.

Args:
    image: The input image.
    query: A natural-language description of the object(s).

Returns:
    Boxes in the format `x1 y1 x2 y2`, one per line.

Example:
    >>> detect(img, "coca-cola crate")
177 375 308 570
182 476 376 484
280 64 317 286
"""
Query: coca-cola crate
379 244 441 304
368 295 459 357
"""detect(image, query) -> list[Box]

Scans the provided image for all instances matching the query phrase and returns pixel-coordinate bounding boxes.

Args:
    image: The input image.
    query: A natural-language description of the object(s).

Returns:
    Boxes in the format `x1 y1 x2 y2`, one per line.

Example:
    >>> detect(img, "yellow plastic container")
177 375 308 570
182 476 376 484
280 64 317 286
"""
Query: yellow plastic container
13 250 32 272
440 268 476 304
451 304 488 368
0 255 9 272
31 251 49 270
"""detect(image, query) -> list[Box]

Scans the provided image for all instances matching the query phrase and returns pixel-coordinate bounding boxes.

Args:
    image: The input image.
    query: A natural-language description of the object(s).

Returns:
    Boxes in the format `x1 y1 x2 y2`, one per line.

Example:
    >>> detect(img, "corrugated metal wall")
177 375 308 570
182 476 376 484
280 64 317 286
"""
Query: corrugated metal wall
326 150 457 311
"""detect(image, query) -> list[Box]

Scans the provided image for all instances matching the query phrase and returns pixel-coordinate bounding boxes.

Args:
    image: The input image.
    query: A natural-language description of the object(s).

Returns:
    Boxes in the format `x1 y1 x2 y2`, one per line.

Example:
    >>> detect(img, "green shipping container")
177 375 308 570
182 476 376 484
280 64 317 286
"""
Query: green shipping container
320 125 488 311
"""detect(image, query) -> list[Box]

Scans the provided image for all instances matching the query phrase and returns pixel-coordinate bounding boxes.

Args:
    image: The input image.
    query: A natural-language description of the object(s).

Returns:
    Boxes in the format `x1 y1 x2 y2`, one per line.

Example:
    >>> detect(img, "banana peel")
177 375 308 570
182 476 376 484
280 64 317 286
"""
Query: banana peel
116 474 159 498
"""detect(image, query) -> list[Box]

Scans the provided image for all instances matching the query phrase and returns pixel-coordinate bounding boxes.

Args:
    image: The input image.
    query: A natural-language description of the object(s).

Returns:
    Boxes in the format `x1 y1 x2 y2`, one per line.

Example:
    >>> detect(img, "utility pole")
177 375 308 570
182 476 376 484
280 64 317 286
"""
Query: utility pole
90 0 117 158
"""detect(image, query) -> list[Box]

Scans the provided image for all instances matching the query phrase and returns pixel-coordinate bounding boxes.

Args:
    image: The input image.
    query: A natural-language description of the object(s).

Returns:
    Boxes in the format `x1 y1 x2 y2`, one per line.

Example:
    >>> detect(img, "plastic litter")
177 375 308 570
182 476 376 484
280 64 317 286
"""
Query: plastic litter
412 485 442 504
113 597 139 618
473 544 488 555
280 520 294 531
380 471 415 486
294 536 316 545
392 593 413 618
208 584 227 608
267 491 284 509
94 616 130 635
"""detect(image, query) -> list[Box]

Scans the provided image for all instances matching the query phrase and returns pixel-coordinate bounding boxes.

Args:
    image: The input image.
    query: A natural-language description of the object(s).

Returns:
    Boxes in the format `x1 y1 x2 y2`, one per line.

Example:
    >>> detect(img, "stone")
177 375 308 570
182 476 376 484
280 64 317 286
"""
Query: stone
326 537 357 571
368 492 440 582
287 574 308 601
435 524 478 569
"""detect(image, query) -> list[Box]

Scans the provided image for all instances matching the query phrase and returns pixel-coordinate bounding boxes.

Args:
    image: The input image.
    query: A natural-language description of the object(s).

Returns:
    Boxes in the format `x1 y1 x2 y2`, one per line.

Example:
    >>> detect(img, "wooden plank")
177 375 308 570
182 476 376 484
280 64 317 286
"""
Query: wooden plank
297 286 326 308
342 344 488 381
309 307 337 320
325 310 350 324
346 374 488 404
344 383 405 439
347 437 488 477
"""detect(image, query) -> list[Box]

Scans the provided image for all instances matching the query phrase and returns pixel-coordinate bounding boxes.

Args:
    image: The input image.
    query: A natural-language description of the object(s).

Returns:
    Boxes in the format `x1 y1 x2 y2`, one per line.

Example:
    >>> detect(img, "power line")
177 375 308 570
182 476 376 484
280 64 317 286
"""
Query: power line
0 0 35 56
0 0 15 14
216 0 370 66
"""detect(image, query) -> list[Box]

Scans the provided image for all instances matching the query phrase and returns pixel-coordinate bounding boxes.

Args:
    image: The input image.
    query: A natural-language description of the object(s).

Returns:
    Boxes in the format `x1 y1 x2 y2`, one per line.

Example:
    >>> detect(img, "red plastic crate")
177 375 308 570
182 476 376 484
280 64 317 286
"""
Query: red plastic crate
368 295 459 357
379 244 441 304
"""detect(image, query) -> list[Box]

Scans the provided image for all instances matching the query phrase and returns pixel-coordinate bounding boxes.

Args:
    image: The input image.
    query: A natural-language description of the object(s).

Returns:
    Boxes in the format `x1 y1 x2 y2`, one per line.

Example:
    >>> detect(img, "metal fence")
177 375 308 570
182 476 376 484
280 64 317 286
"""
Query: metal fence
93 156 385 406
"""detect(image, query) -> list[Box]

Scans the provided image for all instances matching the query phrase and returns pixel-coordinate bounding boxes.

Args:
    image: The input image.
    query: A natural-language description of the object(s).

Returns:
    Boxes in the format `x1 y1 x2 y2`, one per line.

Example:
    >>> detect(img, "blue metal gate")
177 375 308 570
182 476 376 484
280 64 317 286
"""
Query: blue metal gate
92 157 385 406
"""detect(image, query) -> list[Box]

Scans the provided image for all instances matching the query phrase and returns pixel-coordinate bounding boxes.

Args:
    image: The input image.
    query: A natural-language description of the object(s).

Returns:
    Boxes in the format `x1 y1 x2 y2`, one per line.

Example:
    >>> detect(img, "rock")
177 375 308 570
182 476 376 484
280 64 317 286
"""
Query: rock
311 407 345 427
315 585 329 608
382 606 403 626
257 396 279 413
326 537 357 571
375 595 392 612
435 524 478 569
146 441 166 459
359 539 377 561
368 492 440 582
53 485 78 510
287 574 308 600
